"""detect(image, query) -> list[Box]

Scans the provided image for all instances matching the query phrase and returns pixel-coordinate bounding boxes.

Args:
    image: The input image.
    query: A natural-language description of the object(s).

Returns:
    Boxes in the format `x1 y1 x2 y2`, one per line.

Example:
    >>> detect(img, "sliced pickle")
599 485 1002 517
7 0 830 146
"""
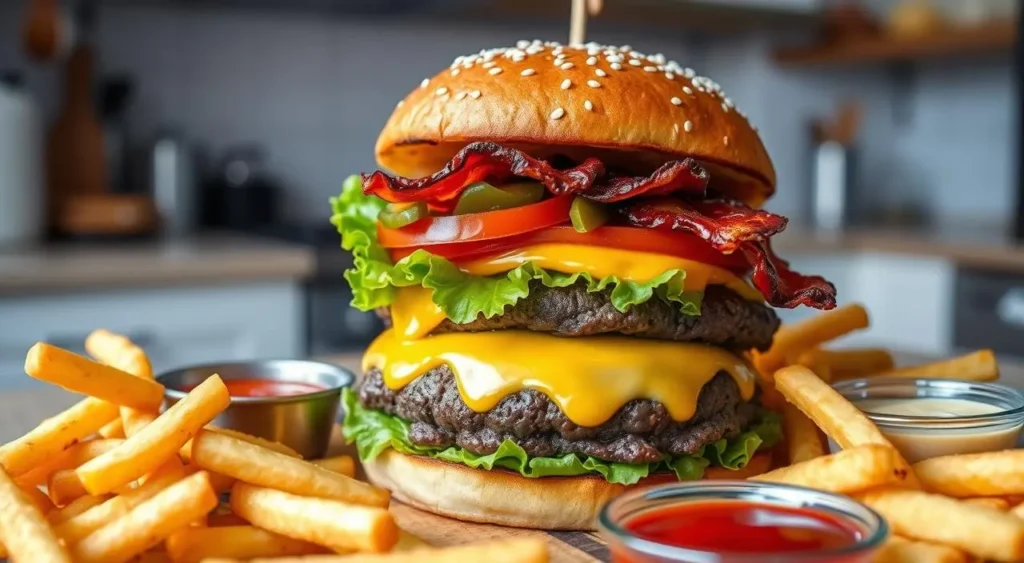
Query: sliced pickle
378 201 427 229
453 181 545 215
569 197 609 233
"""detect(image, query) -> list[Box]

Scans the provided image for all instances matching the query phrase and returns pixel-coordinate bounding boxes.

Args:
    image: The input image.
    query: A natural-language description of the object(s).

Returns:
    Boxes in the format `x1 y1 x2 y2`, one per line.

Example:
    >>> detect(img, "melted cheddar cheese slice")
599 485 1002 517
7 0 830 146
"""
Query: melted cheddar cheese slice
390 243 761 339
364 328 757 427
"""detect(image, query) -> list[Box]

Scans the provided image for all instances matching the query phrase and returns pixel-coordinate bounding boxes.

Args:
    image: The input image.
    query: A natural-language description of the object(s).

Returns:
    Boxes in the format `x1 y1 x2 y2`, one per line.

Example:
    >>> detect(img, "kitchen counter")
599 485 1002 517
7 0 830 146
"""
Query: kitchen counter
0 234 315 295
1 352 1021 443
776 223 1024 273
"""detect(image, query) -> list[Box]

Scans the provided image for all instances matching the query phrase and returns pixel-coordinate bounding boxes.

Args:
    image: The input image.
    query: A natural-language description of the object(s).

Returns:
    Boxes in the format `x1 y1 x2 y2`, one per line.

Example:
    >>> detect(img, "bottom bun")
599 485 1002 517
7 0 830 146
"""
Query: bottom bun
363 449 773 530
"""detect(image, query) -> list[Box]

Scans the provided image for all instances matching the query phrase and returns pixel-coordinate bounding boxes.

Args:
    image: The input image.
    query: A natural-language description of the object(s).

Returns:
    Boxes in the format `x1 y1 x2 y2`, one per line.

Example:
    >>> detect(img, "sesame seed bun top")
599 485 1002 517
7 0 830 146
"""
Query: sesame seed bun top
375 40 776 207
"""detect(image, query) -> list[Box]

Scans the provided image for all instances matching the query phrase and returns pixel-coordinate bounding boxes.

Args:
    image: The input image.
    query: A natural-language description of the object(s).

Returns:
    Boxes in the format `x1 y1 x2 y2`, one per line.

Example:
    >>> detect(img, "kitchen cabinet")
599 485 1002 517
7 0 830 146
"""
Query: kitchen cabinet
783 252 955 355
0 282 303 389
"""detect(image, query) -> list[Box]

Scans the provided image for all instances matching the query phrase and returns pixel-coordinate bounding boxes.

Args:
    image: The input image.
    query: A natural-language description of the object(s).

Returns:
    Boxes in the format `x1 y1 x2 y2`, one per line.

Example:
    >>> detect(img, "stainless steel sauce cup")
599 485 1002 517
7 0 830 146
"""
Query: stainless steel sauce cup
158 359 354 459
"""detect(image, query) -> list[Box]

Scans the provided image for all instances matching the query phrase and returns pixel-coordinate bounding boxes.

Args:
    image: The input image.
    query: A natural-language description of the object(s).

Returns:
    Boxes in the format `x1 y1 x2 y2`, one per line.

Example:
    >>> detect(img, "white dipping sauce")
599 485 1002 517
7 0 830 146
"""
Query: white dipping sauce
854 398 1021 463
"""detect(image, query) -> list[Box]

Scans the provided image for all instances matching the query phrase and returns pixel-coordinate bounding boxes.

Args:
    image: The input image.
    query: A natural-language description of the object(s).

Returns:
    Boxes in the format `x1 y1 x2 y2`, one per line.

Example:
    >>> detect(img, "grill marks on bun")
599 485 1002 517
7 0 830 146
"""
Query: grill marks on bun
375 41 775 205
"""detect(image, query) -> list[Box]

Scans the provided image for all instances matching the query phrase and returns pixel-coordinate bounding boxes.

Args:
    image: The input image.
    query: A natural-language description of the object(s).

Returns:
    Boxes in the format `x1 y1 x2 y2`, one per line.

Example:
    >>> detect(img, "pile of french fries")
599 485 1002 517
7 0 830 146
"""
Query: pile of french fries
0 330 548 563
752 304 1022 563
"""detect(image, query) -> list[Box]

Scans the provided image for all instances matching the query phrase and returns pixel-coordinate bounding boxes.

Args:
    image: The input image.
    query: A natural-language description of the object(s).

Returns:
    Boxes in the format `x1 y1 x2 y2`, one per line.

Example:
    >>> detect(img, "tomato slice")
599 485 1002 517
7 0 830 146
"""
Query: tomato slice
388 225 750 273
377 196 573 249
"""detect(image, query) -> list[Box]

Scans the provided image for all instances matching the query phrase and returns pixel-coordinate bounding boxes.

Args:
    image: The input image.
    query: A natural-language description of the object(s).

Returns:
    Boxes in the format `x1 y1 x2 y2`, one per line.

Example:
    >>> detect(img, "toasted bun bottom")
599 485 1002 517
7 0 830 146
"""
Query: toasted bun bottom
364 449 773 530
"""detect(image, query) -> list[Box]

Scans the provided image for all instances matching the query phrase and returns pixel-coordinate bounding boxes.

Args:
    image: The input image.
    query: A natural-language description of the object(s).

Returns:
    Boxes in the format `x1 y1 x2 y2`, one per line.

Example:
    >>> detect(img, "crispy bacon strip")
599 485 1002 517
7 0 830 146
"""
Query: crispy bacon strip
361 142 708 207
583 158 707 202
623 198 836 309
621 197 786 254
362 142 604 208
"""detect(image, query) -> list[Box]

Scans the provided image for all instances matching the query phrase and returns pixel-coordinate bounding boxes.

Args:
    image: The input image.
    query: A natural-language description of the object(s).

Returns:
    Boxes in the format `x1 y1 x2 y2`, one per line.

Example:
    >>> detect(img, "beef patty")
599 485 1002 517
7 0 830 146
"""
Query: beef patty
359 367 757 464
379 283 779 351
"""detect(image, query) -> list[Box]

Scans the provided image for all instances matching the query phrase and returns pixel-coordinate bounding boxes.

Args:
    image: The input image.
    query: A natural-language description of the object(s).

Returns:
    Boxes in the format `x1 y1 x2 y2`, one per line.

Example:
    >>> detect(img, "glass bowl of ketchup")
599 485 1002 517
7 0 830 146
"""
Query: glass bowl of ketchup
598 481 888 563
159 359 354 459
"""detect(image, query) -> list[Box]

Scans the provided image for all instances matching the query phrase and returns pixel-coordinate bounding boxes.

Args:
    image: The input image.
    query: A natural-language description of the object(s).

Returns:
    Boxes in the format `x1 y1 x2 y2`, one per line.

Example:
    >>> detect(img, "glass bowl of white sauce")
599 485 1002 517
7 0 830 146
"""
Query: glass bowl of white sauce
830 377 1024 463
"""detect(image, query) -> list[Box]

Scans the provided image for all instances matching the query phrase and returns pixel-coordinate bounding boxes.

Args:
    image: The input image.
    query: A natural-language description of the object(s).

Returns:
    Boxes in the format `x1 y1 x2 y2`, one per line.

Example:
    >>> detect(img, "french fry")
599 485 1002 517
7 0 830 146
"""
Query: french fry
230 483 398 553
208 510 249 527
85 329 158 437
98 418 126 439
181 427 302 462
85 330 154 380
312 456 356 478
781 402 825 464
202 538 548 563
0 466 72 562
877 349 998 382
0 397 119 476
753 444 903 494
875 536 968 563
1013 502 1024 519
55 458 189 545
165 525 328 562
15 438 123 488
19 482 55 514
757 304 869 374
75 375 230 495
774 366 918 488
858 487 1024 561
914 450 1024 497
70 471 218 563
48 468 89 506
800 348 895 381
24 342 165 411
192 430 389 507
207 471 237 494
794 350 832 383
965 497 1010 511
137 552 172 563
48 494 111 525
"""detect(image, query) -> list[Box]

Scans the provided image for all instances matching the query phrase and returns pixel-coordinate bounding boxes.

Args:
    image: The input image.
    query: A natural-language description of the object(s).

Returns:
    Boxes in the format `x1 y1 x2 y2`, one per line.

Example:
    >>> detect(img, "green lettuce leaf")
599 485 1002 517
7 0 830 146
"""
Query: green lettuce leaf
329 176 703 322
342 388 781 486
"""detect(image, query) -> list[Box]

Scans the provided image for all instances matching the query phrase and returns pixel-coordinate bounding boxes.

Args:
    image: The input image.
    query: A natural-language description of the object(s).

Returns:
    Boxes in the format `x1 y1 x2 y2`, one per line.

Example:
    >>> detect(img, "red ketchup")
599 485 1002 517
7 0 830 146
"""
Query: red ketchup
186 379 325 398
613 500 867 563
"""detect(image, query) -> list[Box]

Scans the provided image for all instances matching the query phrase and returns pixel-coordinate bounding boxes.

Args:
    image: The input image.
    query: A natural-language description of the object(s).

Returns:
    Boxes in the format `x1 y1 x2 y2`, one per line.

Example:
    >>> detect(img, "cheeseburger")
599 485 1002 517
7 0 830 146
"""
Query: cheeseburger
332 40 836 530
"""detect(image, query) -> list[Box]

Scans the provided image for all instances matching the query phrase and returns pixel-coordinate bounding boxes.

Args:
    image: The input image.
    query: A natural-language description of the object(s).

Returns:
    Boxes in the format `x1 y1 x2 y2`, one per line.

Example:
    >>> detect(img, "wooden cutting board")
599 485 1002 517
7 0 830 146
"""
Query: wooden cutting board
328 426 610 563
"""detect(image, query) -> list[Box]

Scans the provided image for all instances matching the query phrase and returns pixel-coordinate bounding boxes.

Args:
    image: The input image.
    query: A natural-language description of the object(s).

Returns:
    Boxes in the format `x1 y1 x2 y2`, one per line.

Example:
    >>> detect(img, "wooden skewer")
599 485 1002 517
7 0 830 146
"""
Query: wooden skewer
570 0 603 45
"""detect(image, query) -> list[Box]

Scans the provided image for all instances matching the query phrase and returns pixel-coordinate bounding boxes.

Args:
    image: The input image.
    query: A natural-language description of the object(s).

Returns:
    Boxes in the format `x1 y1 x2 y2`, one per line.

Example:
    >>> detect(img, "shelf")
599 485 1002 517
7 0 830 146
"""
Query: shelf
774 20 1016 66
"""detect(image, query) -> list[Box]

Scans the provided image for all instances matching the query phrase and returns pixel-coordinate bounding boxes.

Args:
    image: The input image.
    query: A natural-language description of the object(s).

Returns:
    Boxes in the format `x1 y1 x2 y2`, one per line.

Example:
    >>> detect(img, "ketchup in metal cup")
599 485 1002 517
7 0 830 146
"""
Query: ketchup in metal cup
599 481 888 563
185 379 325 398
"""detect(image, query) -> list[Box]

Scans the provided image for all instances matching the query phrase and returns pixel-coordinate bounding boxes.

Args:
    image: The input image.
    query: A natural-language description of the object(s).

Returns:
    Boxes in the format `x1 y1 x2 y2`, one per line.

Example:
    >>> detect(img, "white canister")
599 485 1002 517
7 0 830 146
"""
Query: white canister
0 73 43 247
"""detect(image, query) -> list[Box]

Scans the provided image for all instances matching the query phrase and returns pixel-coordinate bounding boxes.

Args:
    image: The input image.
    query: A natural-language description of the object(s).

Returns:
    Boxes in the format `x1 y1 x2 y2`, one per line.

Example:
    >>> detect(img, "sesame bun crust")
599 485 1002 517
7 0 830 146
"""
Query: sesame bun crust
376 42 775 206
364 449 773 530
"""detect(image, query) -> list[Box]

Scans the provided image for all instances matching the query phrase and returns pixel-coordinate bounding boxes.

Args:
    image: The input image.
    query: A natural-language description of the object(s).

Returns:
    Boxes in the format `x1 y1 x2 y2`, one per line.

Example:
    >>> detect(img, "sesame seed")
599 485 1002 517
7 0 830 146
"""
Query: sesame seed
610 62 623 70
420 78 429 88
586 56 597 65
644 66 657 72
435 87 448 96
469 90 481 99
724 136 730 146
587 80 601 88
671 97 682 106
561 79 572 90
482 61 496 69
584 100 594 111
455 91 467 101
665 72 674 80
396 100 404 107
451 68 460 76
722 103 729 112
560 62 575 70
595 68 607 77
489 67 503 75
512 54 525 62
517 39 530 49
550 107 565 120
683 86 693 95
684 120 694 132
629 59 642 66
521 68 536 76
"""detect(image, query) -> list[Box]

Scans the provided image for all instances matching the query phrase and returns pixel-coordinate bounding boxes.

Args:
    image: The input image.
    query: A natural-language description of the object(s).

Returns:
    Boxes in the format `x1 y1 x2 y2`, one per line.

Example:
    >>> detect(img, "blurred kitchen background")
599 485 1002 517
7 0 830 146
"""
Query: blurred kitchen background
0 0 1021 388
